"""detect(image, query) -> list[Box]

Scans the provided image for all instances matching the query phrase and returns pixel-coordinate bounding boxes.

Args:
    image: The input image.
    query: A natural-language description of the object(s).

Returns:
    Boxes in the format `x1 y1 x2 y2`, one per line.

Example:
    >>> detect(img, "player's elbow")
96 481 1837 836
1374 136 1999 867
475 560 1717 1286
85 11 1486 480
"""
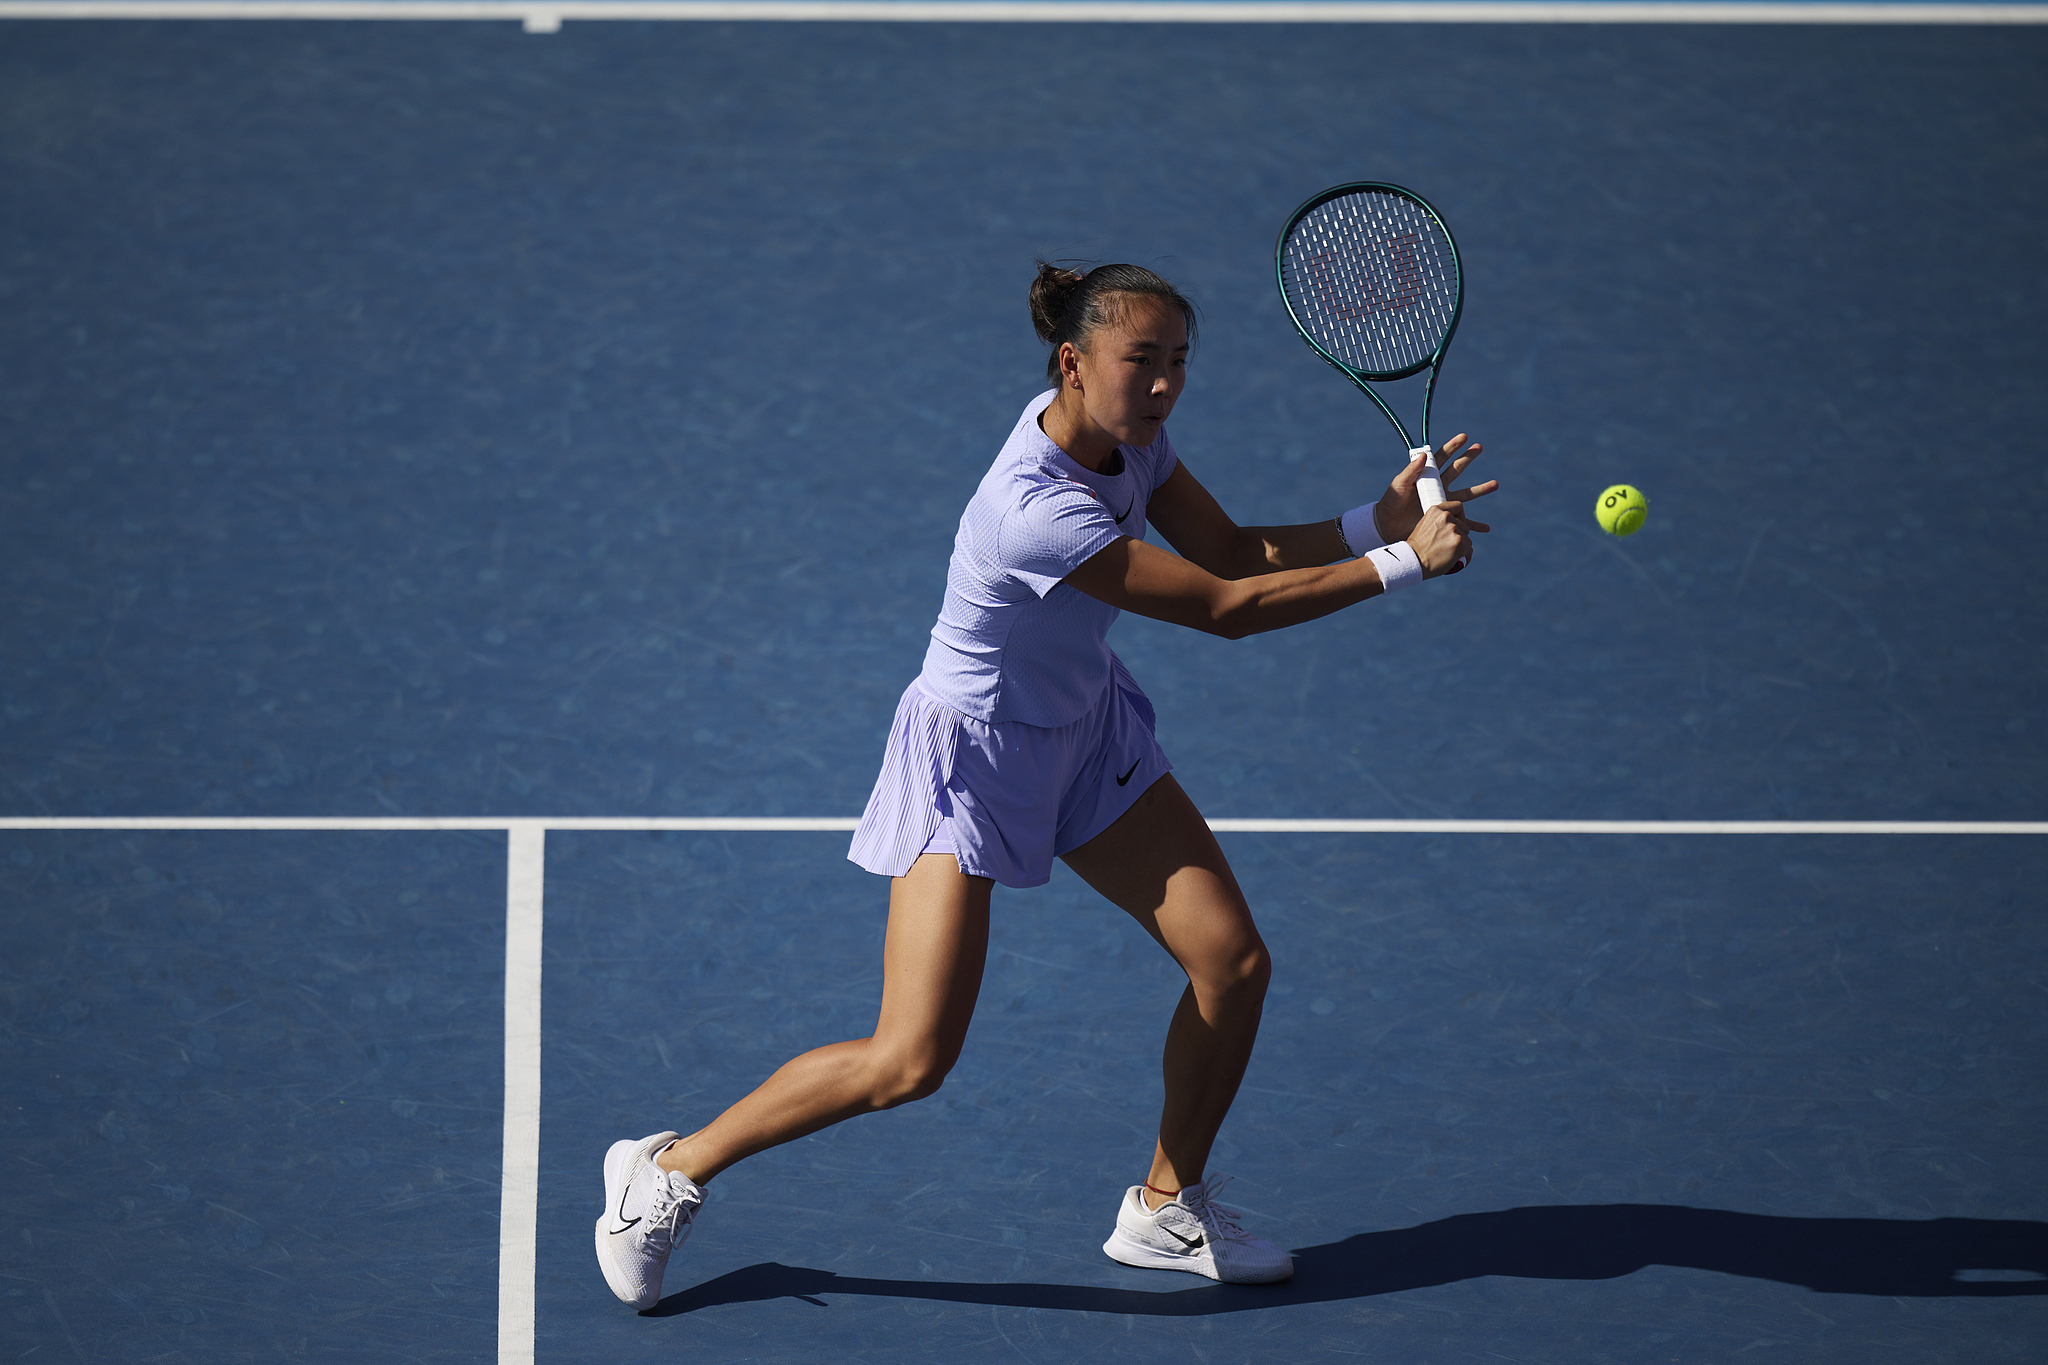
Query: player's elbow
1204 594 1261 641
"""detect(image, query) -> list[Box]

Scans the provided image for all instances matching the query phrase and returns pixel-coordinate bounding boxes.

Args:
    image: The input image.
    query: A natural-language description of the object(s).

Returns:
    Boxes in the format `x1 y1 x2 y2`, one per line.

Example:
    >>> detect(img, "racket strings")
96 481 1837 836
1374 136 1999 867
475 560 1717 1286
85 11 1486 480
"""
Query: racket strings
1281 193 1458 378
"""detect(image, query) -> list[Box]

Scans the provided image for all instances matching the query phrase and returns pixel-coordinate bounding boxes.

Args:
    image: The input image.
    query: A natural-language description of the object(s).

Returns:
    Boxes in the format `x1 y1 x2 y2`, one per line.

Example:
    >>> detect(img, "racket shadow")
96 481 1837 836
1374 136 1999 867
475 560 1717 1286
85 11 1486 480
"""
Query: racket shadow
645 1205 2048 1317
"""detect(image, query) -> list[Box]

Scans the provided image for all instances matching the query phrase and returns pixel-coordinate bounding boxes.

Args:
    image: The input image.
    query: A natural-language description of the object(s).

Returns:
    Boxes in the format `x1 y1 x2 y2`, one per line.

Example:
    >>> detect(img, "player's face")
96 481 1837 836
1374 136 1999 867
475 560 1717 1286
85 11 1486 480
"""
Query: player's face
1072 297 1187 447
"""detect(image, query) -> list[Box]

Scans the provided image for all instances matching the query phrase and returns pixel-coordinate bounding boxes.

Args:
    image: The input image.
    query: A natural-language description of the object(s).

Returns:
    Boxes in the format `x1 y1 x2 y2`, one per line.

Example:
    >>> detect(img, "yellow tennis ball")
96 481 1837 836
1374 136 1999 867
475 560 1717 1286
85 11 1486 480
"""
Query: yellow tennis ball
1595 484 1648 536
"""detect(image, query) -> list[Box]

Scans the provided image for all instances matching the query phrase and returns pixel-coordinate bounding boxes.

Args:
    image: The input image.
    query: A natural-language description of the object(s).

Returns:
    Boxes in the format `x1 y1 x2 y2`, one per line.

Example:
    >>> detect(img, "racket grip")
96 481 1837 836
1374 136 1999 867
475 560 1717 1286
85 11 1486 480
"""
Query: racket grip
1411 445 1445 512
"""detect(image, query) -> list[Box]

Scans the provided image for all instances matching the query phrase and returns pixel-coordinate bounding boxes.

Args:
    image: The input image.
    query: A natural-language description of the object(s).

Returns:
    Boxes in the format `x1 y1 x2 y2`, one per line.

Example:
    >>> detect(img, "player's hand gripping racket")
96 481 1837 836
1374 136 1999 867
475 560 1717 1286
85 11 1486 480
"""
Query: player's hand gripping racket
1276 182 1465 528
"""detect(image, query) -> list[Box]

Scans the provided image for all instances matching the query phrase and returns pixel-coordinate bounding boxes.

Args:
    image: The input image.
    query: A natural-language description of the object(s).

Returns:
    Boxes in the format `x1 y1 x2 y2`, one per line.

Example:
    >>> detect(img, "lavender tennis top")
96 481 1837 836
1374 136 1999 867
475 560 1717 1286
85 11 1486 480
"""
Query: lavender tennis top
915 390 1179 727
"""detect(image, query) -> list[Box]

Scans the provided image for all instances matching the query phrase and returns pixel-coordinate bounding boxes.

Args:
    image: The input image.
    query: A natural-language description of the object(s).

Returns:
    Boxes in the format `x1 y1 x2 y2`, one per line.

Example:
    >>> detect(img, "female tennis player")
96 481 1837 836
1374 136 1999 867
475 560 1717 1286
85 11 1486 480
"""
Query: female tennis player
597 262 1495 1307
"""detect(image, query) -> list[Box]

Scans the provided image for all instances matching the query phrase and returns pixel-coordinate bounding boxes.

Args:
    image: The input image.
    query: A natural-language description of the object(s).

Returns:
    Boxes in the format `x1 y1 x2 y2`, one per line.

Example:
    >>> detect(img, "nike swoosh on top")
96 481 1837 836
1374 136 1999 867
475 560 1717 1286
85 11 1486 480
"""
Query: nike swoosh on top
1116 759 1142 786
1113 498 1134 524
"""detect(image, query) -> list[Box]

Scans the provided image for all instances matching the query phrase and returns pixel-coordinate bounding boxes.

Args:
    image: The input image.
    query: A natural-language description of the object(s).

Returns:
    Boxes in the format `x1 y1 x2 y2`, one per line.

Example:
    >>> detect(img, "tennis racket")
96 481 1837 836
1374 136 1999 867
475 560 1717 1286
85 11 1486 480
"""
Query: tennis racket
1276 182 1464 514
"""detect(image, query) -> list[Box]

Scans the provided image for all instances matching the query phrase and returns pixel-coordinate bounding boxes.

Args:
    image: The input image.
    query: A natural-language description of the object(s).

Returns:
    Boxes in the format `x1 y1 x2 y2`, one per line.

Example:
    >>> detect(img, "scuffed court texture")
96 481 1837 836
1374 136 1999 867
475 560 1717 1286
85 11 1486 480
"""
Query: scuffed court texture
3 18 2045 1363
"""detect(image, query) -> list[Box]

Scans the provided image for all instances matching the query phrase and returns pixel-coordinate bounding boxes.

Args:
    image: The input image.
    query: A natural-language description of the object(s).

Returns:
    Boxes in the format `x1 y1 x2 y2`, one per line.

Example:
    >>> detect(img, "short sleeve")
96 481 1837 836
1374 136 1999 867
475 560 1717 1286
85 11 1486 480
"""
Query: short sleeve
999 475 1123 598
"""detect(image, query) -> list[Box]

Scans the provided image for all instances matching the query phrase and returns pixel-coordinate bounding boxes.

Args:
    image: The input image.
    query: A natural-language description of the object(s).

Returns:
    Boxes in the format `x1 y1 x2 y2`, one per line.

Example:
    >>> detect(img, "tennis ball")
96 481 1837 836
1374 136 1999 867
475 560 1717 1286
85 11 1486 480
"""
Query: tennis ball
1595 484 1648 536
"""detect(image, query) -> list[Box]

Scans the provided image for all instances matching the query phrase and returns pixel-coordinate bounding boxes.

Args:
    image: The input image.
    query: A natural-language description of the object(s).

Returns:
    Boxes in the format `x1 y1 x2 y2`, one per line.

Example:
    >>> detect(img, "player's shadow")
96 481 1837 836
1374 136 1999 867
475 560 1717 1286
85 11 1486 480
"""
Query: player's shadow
647 1205 2048 1317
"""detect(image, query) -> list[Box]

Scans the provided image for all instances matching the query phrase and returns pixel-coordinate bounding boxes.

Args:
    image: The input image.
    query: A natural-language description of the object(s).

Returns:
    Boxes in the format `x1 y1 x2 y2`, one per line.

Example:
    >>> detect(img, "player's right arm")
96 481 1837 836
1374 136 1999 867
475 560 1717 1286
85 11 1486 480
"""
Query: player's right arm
1148 437 1492 580
1064 505 1476 641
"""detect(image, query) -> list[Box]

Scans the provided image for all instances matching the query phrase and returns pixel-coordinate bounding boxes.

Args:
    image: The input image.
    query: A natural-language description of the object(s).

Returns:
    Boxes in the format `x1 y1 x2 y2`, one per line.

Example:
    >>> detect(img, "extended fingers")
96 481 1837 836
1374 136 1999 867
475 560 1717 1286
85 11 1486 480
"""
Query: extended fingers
1437 500 1491 533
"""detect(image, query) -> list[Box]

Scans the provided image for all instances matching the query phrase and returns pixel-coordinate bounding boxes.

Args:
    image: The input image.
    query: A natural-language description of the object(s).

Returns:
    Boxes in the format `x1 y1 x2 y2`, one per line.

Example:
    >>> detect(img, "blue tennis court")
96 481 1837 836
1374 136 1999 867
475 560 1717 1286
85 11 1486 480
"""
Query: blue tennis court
3 7 2045 1362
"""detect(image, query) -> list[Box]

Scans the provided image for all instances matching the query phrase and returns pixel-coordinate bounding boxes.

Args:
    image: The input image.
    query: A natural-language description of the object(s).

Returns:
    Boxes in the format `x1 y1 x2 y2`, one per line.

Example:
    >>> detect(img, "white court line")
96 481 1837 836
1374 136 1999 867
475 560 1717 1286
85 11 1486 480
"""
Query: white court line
0 815 860 831
1202 818 2048 834
10 810 2041 1365
497 824 545 1365
2 815 2044 833
0 1 2045 22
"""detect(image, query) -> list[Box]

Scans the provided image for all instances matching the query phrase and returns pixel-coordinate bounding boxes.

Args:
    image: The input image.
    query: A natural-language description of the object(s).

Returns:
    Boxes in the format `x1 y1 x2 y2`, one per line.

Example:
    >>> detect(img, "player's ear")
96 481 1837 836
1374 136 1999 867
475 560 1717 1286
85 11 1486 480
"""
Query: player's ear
1060 341 1084 389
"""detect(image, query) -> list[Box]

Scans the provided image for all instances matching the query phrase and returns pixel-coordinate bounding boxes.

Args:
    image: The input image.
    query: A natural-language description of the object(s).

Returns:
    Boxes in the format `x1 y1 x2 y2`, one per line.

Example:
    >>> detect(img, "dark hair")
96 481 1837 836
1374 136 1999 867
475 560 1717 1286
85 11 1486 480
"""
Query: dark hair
1029 261 1199 382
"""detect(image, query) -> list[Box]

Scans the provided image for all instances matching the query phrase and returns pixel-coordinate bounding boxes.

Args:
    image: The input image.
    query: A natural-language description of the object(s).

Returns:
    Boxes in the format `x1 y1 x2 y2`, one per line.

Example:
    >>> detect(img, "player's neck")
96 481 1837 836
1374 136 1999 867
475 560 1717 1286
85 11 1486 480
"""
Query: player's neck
1039 391 1120 473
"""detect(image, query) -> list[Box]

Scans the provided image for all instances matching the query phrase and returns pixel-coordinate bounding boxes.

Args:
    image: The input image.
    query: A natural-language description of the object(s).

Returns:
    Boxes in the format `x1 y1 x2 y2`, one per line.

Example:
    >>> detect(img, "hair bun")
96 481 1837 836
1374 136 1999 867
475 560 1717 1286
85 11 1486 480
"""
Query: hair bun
1029 261 1087 343
1027 258 1198 384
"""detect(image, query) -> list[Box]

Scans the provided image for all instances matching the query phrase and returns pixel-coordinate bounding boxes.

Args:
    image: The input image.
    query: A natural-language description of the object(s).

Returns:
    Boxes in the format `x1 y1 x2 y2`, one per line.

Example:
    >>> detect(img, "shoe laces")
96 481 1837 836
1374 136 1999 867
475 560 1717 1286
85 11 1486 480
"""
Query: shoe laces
640 1174 698 1253
1183 1175 1253 1241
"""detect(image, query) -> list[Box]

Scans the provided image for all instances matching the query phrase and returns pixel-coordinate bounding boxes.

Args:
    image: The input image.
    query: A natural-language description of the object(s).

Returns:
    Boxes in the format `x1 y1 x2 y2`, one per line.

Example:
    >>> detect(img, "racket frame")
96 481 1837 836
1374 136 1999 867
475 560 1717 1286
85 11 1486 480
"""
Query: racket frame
1274 181 1465 456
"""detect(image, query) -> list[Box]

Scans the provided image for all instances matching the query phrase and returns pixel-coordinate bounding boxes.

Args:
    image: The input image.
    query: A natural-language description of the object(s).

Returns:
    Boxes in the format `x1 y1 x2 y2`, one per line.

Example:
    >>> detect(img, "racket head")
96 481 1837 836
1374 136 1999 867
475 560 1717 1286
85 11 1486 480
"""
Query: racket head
1275 182 1463 384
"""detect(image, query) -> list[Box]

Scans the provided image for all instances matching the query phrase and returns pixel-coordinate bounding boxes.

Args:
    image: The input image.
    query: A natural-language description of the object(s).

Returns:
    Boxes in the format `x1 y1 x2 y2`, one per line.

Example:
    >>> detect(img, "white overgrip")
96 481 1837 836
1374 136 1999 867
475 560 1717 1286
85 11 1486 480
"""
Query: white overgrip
1412 445 1444 511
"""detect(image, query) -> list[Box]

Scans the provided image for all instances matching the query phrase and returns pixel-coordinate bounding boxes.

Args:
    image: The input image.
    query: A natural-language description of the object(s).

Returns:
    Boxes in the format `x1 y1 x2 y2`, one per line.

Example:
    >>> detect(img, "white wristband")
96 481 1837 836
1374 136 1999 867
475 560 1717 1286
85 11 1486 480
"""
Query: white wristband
1336 503 1386 557
1365 541 1423 594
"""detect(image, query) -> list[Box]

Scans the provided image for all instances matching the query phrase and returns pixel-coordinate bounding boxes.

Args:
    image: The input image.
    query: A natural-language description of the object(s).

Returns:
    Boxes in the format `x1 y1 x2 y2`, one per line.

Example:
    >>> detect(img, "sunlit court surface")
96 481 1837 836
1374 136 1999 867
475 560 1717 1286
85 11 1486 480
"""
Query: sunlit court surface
3 4 2046 1362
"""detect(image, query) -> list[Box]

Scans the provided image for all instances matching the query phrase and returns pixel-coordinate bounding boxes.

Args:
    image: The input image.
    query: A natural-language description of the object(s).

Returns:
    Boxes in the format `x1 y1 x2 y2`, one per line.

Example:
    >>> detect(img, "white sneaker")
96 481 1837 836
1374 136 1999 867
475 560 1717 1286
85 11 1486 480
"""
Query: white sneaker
594 1131 702 1309
1101 1174 1293 1284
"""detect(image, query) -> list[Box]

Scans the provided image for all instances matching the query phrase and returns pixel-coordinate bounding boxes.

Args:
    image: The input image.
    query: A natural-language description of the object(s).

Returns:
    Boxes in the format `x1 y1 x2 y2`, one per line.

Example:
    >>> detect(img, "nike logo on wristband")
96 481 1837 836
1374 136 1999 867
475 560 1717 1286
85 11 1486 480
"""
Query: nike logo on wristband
1116 759 1142 786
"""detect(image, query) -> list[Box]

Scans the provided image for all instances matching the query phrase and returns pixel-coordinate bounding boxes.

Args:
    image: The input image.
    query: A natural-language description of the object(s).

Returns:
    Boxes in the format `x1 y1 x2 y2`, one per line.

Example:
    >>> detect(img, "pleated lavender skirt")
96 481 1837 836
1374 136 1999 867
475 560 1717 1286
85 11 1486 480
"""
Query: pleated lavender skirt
846 657 1170 889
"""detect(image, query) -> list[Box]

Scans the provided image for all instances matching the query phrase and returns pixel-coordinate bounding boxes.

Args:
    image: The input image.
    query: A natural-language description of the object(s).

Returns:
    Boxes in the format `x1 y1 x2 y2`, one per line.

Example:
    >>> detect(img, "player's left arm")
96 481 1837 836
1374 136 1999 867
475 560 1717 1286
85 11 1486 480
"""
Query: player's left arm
1145 464 1344 578
1147 437 1495 579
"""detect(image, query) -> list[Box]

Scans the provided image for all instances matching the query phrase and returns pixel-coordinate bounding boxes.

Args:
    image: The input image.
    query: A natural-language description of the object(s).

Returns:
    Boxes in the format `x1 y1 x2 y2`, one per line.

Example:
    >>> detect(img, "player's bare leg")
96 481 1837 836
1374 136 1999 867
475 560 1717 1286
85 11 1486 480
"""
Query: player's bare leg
657 853 992 1183
597 855 990 1308
1062 775 1270 1202
1065 775 1292 1283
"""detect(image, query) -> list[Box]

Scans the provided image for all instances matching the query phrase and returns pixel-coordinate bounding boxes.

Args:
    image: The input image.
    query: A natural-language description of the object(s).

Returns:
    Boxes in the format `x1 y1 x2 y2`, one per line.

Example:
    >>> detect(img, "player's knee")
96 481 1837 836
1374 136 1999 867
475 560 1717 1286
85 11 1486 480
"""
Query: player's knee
867 1045 955 1109
1195 936 1271 1004
1235 940 1273 996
